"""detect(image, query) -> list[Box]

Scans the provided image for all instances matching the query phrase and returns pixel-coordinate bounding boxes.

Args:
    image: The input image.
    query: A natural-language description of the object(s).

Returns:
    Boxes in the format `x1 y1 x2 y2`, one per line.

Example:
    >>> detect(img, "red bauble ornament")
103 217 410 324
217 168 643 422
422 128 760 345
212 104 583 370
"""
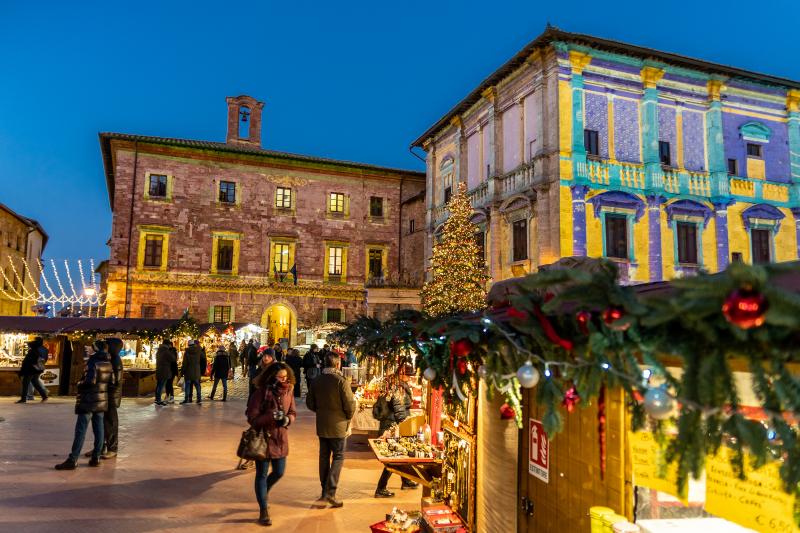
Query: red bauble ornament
450 339 473 358
456 358 468 375
562 386 581 413
499 403 516 420
575 310 592 334
602 306 630 331
722 288 768 329
507 307 528 320
544 292 555 303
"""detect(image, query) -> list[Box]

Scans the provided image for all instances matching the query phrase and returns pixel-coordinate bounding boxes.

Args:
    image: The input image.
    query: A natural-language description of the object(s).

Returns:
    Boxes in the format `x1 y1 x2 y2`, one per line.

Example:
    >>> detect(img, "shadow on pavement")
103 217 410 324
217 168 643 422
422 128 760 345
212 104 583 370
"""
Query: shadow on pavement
0 469 242 510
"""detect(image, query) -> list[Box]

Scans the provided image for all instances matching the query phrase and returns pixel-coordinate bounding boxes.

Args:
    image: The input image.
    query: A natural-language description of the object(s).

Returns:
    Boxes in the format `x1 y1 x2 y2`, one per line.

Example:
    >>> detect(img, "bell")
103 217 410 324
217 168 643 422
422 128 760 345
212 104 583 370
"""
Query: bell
240 109 250 122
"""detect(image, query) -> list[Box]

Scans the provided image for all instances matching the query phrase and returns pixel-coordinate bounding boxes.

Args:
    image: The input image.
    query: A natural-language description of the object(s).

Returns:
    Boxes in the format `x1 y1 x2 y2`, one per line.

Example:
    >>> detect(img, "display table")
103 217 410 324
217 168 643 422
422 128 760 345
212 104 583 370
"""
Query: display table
122 368 157 397
368 438 442 490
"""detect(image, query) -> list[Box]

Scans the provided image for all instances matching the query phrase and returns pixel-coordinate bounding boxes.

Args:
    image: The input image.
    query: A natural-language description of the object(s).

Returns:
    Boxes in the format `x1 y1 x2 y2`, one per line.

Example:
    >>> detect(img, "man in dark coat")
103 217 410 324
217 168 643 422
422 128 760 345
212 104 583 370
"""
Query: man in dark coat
102 338 124 458
16 337 49 403
228 341 239 378
306 353 356 508
302 345 322 396
55 339 113 470
209 345 231 401
181 340 204 404
154 340 176 406
285 349 304 398
273 343 284 363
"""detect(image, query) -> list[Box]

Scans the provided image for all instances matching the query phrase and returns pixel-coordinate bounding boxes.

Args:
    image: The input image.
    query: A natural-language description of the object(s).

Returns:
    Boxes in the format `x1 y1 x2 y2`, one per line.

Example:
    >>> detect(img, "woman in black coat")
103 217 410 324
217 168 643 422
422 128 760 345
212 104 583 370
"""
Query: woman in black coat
55 340 114 470
372 378 417 497
209 346 231 401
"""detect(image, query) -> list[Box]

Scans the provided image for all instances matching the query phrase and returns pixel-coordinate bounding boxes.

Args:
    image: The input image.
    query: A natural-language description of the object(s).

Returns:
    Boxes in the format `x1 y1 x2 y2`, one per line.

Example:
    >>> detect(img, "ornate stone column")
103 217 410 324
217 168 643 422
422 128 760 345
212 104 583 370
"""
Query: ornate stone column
569 51 592 164
646 195 665 281
706 79 729 196
571 185 589 257
713 200 733 272
641 66 665 188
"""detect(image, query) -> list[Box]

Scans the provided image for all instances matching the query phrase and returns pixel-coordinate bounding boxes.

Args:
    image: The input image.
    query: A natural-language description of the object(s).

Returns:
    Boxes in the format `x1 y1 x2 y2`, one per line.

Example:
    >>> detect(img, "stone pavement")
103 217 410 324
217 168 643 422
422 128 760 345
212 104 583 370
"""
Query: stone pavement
0 379 419 532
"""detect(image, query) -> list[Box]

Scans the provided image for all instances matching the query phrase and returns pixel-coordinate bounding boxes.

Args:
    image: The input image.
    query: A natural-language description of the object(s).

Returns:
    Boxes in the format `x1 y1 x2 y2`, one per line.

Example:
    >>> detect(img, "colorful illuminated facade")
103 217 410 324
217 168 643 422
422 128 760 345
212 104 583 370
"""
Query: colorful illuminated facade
412 27 800 283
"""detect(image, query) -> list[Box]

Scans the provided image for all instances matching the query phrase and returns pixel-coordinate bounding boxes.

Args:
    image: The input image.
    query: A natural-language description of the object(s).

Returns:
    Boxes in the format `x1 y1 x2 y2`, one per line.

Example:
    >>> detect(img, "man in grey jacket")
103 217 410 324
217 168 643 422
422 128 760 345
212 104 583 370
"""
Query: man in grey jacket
306 353 355 508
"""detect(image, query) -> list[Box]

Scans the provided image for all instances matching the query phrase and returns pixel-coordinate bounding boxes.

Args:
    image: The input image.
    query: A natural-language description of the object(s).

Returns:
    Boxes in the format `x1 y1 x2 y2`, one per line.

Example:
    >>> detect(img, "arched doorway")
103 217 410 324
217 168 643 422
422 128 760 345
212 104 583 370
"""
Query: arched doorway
260 303 297 347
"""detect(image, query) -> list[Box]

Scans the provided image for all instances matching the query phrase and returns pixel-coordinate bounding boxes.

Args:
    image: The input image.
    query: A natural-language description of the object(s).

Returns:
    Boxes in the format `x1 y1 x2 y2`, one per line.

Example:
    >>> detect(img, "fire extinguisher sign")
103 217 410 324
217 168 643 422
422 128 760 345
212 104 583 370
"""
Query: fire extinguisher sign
528 418 549 483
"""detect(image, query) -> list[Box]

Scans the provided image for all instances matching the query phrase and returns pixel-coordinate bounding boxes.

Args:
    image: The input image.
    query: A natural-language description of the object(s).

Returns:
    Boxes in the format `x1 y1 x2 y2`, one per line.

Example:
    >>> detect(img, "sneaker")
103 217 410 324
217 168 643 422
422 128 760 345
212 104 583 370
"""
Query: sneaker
14 399 26 404
55 459 77 470
101 451 117 459
196 401 202 404
401 481 419 490
167 396 175 403
88 456 101 467
180 400 190 405
258 509 272 526
327 496 343 508
374 488 395 498
41 396 49 403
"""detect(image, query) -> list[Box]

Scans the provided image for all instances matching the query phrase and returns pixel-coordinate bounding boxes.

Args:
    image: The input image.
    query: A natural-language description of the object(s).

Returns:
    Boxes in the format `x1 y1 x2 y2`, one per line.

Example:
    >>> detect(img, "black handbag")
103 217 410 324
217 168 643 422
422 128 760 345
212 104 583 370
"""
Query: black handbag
237 427 268 461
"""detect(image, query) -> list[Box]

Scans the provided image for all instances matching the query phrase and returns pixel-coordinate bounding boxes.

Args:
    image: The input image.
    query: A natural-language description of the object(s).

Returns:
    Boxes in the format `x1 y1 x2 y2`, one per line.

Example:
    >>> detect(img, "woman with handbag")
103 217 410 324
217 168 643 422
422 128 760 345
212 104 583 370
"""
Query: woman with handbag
245 362 297 526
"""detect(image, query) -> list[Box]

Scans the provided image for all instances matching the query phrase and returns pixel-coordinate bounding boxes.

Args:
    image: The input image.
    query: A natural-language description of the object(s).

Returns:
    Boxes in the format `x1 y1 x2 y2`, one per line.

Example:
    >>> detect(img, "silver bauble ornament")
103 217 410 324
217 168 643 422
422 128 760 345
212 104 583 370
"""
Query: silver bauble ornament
477 365 487 379
423 367 437 381
516 361 540 389
643 386 674 420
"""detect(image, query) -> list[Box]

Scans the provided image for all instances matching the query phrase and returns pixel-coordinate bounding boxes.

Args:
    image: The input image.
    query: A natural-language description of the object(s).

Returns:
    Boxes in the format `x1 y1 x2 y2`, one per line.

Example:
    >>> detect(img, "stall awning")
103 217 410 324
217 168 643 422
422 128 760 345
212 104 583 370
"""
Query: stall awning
0 316 182 335
197 322 251 336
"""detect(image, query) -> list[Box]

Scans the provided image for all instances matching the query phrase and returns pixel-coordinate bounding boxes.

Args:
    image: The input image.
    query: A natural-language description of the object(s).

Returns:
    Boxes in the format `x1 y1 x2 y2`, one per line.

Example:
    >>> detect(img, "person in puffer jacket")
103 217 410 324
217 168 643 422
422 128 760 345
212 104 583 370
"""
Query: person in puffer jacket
55 339 113 470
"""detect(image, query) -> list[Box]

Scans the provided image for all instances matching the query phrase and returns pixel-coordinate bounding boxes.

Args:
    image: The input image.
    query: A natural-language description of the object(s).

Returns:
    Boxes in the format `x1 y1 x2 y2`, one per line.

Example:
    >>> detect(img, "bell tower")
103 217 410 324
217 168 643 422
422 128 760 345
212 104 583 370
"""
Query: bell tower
226 95 264 147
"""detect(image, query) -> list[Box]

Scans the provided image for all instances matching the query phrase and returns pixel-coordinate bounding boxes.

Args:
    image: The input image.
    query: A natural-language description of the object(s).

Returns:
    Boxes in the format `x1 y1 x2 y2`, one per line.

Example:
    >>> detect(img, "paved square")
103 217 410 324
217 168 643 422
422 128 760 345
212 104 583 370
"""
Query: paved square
0 377 419 532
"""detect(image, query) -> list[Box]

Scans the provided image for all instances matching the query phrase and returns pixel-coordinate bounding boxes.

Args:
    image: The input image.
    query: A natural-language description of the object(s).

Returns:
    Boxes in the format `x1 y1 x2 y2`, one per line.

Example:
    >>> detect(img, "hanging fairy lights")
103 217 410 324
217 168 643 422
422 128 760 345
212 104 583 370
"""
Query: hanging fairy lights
0 256 106 316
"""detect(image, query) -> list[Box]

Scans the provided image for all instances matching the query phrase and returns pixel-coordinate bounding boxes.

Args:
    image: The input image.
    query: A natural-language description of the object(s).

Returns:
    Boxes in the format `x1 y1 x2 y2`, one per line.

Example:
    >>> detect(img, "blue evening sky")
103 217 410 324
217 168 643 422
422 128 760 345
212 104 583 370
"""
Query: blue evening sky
1 0 797 263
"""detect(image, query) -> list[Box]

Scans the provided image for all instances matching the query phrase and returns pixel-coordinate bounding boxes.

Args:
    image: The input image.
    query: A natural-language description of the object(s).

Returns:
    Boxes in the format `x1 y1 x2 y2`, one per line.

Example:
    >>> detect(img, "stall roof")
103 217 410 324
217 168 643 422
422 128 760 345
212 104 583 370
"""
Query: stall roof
0 316 182 335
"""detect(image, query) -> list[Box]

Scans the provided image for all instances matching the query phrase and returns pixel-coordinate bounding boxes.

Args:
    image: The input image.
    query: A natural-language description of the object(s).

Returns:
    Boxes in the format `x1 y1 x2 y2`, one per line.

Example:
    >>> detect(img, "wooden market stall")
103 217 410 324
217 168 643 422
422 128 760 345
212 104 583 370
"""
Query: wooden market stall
0 316 187 397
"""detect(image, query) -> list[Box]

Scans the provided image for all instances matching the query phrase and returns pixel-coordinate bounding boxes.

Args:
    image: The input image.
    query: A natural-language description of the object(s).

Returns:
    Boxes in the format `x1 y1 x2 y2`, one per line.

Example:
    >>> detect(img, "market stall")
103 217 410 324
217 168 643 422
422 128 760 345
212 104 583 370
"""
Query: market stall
0 315 197 397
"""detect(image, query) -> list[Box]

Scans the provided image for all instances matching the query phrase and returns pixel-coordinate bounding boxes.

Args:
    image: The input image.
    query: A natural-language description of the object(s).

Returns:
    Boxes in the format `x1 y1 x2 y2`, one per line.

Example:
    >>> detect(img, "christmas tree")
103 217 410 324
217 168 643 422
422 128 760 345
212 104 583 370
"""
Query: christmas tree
421 182 489 316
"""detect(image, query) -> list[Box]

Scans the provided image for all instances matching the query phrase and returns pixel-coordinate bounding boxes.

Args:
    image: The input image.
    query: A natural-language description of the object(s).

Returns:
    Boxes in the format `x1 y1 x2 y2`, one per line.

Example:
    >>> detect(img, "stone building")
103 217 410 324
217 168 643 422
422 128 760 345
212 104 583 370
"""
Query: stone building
0 203 47 316
100 95 425 344
412 26 800 284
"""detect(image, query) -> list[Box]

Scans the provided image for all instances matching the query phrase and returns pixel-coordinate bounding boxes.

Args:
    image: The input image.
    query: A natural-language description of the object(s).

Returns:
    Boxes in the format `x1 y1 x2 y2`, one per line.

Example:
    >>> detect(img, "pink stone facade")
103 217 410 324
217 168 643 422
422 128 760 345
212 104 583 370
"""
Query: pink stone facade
101 97 424 339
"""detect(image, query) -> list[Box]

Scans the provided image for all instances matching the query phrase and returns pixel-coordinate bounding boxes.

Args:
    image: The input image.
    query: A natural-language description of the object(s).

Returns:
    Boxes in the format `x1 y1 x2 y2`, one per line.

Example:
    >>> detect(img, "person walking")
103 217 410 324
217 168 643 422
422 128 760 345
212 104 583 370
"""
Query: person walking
55 339 113 470
246 362 297 526
209 345 231 401
306 353 356 508
154 340 176 406
273 343 284 363
240 339 249 375
285 349 303 398
167 343 179 402
102 338 124 459
16 336 49 403
181 340 204 404
228 341 239 378
302 345 322 396
249 346 273 396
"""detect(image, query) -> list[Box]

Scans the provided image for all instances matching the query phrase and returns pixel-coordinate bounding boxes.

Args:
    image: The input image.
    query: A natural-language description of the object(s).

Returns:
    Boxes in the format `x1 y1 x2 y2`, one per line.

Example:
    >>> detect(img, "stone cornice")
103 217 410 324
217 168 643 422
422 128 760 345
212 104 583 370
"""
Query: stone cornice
109 271 367 300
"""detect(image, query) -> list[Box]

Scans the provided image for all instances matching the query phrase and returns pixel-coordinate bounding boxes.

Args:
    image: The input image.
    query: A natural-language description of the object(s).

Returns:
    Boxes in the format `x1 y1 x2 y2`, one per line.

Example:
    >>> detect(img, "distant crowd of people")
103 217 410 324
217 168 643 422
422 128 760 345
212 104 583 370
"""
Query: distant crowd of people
15 333 407 527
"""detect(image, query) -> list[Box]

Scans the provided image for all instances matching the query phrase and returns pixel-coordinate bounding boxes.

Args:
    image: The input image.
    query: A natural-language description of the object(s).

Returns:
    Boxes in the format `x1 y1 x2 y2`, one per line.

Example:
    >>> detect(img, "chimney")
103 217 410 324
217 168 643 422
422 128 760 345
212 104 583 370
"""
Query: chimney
226 95 264 147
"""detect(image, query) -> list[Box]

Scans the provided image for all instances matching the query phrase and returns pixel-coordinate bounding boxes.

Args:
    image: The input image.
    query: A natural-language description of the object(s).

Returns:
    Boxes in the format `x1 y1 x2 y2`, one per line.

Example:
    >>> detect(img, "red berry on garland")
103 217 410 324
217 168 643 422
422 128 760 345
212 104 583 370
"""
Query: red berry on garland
576 311 591 334
499 403 516 420
722 288 768 329
456 358 468 375
450 339 473 358
562 386 580 413
544 292 555 303
602 306 630 331
507 307 528 320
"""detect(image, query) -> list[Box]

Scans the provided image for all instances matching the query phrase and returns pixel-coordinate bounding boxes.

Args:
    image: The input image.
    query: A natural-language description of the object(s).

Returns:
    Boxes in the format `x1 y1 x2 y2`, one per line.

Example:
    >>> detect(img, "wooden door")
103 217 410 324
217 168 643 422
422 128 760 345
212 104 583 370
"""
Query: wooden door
518 387 630 532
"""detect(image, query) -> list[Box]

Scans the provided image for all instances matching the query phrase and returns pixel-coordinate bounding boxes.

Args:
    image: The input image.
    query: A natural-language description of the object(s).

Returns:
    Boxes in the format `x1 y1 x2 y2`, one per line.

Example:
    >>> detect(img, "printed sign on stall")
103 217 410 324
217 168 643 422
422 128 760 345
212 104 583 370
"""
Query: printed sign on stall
39 368 60 386
705 447 799 533
630 431 688 504
528 418 549 483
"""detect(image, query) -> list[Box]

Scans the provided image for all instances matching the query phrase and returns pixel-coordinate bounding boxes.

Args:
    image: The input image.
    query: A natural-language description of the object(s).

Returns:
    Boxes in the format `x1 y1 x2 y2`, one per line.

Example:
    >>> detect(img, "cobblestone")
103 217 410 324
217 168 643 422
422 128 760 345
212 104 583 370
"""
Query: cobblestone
0 381 419 532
